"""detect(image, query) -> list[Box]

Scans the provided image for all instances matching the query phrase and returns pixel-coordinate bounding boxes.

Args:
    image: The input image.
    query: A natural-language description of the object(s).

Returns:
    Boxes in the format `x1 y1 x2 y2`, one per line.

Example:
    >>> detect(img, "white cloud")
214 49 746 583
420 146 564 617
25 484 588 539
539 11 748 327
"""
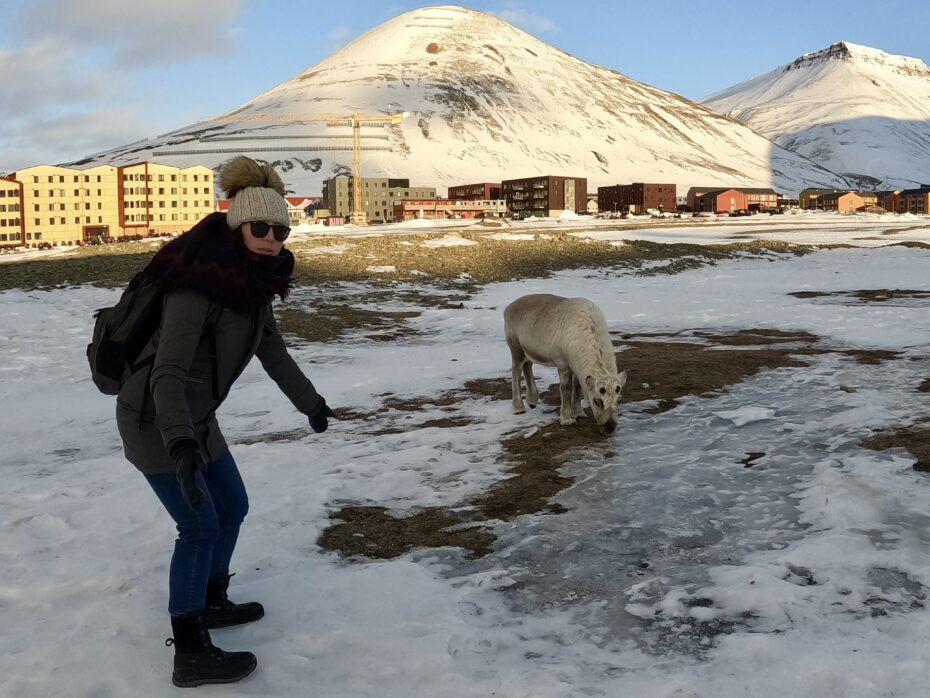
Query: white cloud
493 8 557 36
2 108 159 171
19 0 243 67
0 0 244 170
0 41 104 119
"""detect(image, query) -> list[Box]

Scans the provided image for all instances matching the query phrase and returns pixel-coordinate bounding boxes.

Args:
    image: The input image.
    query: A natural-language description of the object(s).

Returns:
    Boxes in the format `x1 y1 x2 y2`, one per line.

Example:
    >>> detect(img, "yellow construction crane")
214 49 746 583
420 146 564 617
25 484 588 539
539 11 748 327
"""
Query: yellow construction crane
205 111 409 225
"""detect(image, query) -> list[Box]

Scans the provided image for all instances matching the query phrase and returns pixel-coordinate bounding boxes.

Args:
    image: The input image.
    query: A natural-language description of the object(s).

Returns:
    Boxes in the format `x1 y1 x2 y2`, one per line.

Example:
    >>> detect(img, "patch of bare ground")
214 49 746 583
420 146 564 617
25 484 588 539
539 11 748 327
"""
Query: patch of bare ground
613 330 820 413
318 329 823 559
789 289 930 303
861 424 930 472
277 304 421 343
287 235 810 286
0 233 811 293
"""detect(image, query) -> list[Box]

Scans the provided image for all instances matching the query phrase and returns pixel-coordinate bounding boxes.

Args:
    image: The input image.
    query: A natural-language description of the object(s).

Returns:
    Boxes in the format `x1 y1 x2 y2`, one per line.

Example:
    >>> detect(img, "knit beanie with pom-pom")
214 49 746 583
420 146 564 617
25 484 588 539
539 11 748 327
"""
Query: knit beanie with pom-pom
220 156 289 230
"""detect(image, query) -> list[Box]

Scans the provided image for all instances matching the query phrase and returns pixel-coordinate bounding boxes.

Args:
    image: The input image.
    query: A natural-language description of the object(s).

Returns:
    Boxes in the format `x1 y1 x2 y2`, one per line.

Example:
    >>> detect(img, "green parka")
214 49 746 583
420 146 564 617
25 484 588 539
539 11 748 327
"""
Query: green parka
116 291 321 474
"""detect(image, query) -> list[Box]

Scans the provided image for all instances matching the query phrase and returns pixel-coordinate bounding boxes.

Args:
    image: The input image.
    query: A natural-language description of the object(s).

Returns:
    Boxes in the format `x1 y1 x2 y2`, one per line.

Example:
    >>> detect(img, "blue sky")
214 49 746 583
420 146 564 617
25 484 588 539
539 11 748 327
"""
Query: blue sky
2 0 929 171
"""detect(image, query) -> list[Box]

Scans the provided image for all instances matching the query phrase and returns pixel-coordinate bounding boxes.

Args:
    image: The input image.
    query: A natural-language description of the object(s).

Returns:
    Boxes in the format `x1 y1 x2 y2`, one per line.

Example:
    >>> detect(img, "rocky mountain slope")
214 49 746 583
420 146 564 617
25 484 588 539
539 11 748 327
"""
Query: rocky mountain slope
702 42 930 189
72 5 847 196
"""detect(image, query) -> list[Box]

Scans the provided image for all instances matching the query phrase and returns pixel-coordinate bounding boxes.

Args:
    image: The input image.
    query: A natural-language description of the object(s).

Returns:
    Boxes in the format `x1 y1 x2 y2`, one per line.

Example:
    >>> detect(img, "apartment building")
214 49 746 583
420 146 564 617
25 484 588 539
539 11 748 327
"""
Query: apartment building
119 162 214 236
798 188 877 210
882 186 930 214
740 187 779 212
687 185 778 212
448 182 502 201
322 176 436 223
817 191 878 213
392 198 506 221
501 175 587 218
598 182 676 214
6 162 214 247
0 176 23 248
693 188 748 213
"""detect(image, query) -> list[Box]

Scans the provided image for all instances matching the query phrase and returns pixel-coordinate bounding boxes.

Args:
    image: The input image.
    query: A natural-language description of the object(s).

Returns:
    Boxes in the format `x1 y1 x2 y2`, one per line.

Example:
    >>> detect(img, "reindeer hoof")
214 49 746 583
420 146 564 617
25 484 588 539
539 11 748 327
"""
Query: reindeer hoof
513 406 526 415
528 403 537 409
559 416 576 426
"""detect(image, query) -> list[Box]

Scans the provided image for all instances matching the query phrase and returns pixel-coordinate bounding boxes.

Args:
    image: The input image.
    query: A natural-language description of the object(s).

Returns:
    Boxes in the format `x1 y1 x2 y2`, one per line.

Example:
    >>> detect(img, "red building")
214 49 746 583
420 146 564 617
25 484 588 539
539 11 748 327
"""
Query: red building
448 182 501 200
392 198 507 221
597 183 676 214
694 189 748 213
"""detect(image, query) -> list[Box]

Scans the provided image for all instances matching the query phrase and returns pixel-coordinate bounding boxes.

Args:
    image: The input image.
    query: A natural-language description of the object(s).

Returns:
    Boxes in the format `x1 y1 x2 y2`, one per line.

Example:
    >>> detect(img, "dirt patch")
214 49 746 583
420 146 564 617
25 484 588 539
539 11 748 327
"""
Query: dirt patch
861 426 930 471
789 289 930 303
319 506 495 559
919 380 930 393
0 233 814 293
615 331 819 413
277 304 421 343
843 350 902 365
318 328 822 559
286 235 809 287
0 250 153 290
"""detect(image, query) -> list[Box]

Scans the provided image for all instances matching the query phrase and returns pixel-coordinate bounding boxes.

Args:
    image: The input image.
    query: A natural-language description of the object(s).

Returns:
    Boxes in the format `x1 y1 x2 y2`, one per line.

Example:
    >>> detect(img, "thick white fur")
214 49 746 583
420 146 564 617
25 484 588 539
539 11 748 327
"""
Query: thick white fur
504 294 627 433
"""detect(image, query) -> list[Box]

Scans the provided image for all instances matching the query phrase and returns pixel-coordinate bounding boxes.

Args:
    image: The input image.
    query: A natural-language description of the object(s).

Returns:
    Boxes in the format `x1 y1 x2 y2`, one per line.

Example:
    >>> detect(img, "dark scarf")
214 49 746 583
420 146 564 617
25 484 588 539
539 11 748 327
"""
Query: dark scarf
142 212 294 314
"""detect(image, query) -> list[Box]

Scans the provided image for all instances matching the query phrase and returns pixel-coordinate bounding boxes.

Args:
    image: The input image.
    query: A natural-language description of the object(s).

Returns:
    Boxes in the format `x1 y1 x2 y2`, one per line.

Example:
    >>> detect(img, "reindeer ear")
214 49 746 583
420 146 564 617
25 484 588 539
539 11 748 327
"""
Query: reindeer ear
585 375 595 391
617 370 628 388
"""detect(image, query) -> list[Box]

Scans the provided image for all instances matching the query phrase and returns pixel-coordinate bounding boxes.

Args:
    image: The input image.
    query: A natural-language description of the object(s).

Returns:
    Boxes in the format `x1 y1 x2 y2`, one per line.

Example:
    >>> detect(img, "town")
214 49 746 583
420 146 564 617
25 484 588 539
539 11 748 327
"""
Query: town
1 160 928 249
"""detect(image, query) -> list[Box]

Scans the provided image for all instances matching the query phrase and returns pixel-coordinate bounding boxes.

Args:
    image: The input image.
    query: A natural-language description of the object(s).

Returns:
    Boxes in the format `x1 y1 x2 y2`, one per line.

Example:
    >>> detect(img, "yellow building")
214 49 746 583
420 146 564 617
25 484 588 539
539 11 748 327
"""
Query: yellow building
322 176 436 223
7 162 215 247
0 176 23 248
119 162 214 237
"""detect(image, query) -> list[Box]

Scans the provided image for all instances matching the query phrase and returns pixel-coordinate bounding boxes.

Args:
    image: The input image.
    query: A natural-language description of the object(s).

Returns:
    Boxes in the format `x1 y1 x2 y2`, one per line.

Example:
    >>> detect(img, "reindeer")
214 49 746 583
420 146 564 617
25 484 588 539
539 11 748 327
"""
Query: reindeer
504 294 627 435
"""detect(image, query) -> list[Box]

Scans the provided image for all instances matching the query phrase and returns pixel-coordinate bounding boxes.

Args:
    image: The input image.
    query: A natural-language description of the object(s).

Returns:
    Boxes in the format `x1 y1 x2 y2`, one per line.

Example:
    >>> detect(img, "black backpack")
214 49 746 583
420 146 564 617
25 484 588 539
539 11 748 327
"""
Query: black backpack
87 272 165 395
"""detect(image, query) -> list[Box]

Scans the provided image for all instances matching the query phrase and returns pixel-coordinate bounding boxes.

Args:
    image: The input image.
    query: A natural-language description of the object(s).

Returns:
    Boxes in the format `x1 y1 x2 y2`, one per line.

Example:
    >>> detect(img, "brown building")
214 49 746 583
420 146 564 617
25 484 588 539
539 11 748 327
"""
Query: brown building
799 188 876 210
392 198 506 221
501 175 587 218
694 188 748 213
741 187 779 212
598 183 676 214
688 185 778 212
448 182 501 201
817 191 878 213
882 186 930 214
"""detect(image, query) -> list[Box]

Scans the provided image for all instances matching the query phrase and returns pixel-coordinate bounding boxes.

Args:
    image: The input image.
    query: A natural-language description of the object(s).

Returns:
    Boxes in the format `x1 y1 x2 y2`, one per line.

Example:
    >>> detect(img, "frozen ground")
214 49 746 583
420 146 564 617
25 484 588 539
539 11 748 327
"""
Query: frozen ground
2 229 930 695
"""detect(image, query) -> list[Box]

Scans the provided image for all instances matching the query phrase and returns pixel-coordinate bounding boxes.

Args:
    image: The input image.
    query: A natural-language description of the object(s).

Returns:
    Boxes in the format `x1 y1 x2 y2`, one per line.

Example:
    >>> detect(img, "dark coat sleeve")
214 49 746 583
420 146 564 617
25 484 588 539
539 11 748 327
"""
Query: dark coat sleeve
151 290 211 452
255 309 323 415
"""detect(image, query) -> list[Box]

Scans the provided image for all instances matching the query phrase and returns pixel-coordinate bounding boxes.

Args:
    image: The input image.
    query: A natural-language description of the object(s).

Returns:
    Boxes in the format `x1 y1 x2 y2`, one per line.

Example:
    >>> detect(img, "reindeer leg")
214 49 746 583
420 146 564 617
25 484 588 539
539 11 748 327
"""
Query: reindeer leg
508 341 527 414
558 366 576 425
523 362 538 408
571 373 585 418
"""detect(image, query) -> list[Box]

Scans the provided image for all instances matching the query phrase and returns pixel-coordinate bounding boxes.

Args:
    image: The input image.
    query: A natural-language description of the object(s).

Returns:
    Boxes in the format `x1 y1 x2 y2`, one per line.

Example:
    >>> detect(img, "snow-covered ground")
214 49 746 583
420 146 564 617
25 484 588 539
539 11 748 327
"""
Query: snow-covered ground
3 226 930 695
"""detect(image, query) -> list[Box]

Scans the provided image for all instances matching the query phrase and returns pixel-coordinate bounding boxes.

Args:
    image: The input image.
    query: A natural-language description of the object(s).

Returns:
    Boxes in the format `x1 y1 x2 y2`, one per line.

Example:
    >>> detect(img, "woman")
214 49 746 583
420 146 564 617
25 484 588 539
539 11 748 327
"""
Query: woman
115 156 335 687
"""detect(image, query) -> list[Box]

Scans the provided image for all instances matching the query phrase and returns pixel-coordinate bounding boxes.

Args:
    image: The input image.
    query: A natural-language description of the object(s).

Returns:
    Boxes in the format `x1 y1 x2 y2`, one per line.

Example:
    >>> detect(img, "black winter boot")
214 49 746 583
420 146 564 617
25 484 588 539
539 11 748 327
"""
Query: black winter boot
204 573 265 629
167 612 257 687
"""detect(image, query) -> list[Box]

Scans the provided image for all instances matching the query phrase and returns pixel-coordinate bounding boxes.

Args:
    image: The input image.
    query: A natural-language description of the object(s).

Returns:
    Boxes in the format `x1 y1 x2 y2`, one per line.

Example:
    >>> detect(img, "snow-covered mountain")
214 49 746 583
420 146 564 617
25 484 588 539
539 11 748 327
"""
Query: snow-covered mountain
702 42 930 190
71 5 847 196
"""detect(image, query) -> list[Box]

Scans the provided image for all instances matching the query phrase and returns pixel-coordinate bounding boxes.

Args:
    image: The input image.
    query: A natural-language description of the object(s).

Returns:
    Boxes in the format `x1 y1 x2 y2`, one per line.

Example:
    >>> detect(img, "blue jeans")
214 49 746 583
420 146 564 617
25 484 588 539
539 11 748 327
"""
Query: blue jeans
144 450 249 616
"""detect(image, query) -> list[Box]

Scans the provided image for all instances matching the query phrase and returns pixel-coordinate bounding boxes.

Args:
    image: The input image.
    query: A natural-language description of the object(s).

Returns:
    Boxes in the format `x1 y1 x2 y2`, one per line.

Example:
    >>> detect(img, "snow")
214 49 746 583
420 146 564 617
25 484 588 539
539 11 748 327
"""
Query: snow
702 42 930 188
4 224 930 695
74 6 847 197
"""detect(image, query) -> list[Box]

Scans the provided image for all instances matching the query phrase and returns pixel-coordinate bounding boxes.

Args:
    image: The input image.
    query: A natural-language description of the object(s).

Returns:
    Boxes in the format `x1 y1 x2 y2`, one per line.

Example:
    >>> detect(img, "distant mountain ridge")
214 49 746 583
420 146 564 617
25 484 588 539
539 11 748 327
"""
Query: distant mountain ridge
702 41 930 189
71 5 848 196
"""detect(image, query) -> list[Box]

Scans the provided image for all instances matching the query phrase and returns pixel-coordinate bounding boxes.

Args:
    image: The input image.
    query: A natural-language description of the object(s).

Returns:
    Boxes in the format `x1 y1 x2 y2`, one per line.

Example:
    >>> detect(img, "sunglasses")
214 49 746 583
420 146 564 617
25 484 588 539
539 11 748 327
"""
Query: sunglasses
248 221 291 242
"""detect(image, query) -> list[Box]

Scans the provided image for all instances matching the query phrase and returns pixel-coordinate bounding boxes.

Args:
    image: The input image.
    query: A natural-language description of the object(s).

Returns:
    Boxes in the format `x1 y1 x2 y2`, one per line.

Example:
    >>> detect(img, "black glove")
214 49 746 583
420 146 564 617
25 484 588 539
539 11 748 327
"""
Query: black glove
172 443 207 512
308 399 336 433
